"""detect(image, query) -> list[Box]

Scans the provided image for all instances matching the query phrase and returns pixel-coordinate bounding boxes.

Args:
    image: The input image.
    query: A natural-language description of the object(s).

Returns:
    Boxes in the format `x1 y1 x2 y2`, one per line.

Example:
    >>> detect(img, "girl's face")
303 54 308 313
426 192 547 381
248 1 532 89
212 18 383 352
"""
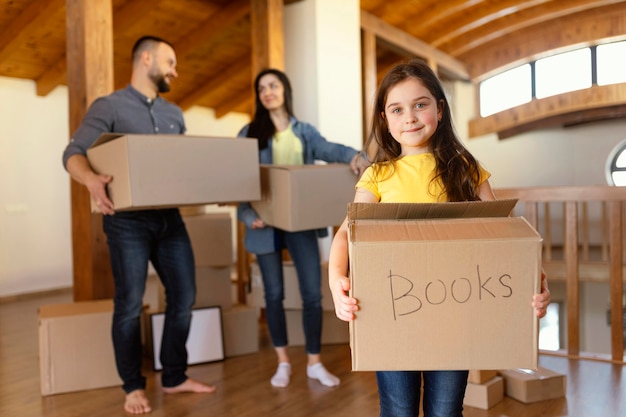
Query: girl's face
383 78 442 156
257 73 285 111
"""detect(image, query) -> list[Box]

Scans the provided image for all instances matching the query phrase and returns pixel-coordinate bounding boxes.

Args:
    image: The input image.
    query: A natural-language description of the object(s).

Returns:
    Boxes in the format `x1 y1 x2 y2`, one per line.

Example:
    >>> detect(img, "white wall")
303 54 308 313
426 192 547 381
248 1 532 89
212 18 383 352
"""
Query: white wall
0 77 72 296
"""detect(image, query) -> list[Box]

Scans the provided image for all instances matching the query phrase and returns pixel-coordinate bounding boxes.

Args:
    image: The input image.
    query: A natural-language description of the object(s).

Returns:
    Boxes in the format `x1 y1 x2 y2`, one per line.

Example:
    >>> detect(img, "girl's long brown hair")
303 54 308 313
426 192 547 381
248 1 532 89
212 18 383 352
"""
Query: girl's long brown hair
365 59 482 202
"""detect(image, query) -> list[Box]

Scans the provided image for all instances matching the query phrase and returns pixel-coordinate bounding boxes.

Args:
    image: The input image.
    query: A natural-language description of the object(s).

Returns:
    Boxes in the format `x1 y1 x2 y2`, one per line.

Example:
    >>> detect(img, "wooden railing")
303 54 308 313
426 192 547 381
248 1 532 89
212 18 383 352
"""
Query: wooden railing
495 185 625 364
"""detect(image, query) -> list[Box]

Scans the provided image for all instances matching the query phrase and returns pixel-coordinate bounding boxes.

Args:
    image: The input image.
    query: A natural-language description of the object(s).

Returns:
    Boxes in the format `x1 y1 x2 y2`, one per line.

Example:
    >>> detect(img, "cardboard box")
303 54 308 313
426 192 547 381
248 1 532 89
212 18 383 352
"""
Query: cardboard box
498 367 566 403
222 305 260 357
148 307 224 370
184 213 233 267
87 133 260 212
468 369 499 384
195 266 233 311
251 164 357 231
39 300 121 395
347 200 542 371
464 376 504 410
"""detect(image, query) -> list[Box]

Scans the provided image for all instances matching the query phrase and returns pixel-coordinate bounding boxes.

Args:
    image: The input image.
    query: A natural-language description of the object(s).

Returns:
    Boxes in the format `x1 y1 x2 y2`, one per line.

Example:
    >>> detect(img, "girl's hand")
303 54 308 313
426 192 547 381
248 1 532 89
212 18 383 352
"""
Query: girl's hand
329 274 359 322
532 270 551 318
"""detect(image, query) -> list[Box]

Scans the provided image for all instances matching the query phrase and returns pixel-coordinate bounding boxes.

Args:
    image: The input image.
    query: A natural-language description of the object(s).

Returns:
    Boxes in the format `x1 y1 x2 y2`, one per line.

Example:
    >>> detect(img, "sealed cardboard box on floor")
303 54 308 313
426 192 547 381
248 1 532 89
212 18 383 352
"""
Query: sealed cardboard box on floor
222 305 260 357
498 367 566 403
39 300 121 395
464 376 504 410
87 134 260 212
251 164 358 231
468 369 499 384
348 200 542 371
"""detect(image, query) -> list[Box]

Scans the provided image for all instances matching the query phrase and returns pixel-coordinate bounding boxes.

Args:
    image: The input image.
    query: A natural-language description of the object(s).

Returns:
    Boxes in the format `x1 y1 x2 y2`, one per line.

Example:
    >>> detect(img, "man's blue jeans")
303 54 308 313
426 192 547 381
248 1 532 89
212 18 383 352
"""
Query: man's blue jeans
376 370 468 417
103 209 196 393
256 229 322 354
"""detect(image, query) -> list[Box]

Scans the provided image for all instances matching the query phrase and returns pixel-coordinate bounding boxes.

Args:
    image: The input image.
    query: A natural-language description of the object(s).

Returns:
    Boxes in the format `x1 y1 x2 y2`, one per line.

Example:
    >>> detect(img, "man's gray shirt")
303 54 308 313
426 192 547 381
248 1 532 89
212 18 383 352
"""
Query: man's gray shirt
62 84 185 168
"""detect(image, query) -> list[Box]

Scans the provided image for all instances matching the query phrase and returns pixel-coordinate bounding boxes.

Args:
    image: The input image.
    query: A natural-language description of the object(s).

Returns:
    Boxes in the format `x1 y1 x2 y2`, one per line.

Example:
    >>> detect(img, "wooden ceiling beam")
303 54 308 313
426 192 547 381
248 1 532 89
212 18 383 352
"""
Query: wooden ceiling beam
174 0 250 58
360 10 468 80
36 57 66 96
461 1 626 80
34 0 161 96
177 65 249 111
0 0 64 63
251 0 285 72
113 0 163 29
214 92 253 119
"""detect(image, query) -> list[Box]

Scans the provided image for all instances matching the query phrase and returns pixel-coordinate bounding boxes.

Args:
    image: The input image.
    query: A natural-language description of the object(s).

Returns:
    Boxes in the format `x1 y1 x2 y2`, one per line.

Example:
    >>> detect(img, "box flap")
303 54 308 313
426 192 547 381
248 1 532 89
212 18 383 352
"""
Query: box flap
348 199 518 221
259 163 349 172
350 217 542 243
90 133 126 148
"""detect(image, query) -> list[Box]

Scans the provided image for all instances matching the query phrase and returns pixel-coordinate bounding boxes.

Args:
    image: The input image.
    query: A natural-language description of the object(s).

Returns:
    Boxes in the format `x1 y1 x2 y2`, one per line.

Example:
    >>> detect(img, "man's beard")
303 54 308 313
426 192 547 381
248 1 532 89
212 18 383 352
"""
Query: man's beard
150 71 171 93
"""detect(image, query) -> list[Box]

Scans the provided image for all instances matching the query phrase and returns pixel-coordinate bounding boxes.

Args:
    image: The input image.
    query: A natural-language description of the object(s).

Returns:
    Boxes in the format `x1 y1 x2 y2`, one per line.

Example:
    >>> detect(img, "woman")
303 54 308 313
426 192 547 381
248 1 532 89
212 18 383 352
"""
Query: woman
238 68 366 388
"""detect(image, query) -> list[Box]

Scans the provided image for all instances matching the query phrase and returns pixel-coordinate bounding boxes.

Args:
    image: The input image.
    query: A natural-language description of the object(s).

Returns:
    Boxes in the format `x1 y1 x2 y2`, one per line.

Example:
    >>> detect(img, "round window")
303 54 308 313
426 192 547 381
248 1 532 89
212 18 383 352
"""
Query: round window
605 139 626 186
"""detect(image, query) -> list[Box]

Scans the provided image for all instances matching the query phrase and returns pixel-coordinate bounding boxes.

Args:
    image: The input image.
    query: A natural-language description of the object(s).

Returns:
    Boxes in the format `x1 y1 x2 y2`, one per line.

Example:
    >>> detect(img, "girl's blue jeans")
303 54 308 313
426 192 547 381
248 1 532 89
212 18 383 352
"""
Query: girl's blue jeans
376 370 468 417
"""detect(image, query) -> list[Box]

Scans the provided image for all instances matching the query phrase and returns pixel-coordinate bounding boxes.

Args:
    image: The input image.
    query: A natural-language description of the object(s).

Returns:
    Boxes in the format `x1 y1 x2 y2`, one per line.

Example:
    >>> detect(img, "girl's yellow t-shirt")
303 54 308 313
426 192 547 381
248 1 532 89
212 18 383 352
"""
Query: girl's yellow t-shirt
356 153 490 203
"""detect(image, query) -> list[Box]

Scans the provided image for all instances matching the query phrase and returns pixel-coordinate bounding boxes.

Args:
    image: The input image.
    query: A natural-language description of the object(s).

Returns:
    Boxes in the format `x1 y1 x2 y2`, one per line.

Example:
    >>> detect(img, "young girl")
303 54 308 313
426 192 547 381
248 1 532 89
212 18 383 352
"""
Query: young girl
328 59 551 417
238 68 366 388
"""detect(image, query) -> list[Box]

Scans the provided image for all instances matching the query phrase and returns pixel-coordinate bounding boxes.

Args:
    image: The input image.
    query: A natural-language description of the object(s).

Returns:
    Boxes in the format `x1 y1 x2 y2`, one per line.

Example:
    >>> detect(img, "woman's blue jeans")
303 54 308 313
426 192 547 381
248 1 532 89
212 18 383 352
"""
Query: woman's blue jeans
103 209 196 393
376 370 468 417
255 229 322 354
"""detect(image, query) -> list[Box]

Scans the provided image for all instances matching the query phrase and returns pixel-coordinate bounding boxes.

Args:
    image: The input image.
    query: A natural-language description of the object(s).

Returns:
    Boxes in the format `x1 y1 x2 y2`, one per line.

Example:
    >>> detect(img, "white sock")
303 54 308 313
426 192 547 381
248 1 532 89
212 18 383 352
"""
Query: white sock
271 362 291 388
307 363 340 387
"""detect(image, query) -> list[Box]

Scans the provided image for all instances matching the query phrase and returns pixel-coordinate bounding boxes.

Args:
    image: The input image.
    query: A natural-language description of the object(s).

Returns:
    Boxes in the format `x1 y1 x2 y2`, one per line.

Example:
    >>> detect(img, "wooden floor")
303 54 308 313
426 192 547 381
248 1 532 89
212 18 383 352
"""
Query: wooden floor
1 290 625 417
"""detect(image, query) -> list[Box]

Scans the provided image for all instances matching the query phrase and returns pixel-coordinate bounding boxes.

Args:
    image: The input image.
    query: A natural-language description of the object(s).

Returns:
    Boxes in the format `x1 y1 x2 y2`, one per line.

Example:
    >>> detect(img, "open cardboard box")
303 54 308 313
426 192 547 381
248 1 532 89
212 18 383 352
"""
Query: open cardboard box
87 134 260 212
347 200 542 371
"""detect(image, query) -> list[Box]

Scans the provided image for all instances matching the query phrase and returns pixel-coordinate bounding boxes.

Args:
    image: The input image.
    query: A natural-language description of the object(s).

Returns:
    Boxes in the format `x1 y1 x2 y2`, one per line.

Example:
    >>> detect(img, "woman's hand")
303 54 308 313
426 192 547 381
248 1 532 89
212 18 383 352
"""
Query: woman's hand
251 218 266 229
349 152 370 177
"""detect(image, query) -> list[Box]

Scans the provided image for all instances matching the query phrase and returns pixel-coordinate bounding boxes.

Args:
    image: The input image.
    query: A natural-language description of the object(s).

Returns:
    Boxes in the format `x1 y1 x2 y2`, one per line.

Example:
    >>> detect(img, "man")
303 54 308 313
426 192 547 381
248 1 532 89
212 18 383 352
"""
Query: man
62 36 215 415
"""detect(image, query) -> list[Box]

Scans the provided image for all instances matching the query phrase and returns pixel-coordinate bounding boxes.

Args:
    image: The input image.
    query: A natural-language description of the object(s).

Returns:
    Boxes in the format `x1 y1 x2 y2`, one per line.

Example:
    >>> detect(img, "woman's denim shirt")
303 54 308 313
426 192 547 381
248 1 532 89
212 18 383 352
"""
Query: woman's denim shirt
237 117 360 255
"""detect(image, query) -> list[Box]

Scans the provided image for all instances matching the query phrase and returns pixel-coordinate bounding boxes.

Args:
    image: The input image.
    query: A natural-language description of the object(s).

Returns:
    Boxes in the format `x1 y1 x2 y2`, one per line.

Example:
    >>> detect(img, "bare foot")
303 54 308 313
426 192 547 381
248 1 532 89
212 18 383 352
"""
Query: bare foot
124 389 152 414
162 378 216 394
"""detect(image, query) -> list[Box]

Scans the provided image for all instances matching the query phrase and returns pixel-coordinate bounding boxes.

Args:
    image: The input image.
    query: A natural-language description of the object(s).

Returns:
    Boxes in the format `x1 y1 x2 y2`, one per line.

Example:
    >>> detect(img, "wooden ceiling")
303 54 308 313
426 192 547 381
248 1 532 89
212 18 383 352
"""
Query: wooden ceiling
1 0 625 128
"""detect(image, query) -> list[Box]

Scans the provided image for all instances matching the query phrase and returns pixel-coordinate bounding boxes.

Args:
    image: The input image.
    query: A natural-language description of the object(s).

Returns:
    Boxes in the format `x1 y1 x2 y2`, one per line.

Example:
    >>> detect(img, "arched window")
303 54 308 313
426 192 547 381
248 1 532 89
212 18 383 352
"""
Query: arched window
605 139 626 186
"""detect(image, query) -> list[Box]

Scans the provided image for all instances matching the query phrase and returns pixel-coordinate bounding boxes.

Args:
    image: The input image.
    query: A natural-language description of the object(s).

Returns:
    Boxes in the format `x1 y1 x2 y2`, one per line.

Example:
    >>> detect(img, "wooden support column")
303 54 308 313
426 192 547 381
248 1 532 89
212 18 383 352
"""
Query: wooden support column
251 0 285 72
361 29 376 156
234 0 286 304
66 0 115 301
